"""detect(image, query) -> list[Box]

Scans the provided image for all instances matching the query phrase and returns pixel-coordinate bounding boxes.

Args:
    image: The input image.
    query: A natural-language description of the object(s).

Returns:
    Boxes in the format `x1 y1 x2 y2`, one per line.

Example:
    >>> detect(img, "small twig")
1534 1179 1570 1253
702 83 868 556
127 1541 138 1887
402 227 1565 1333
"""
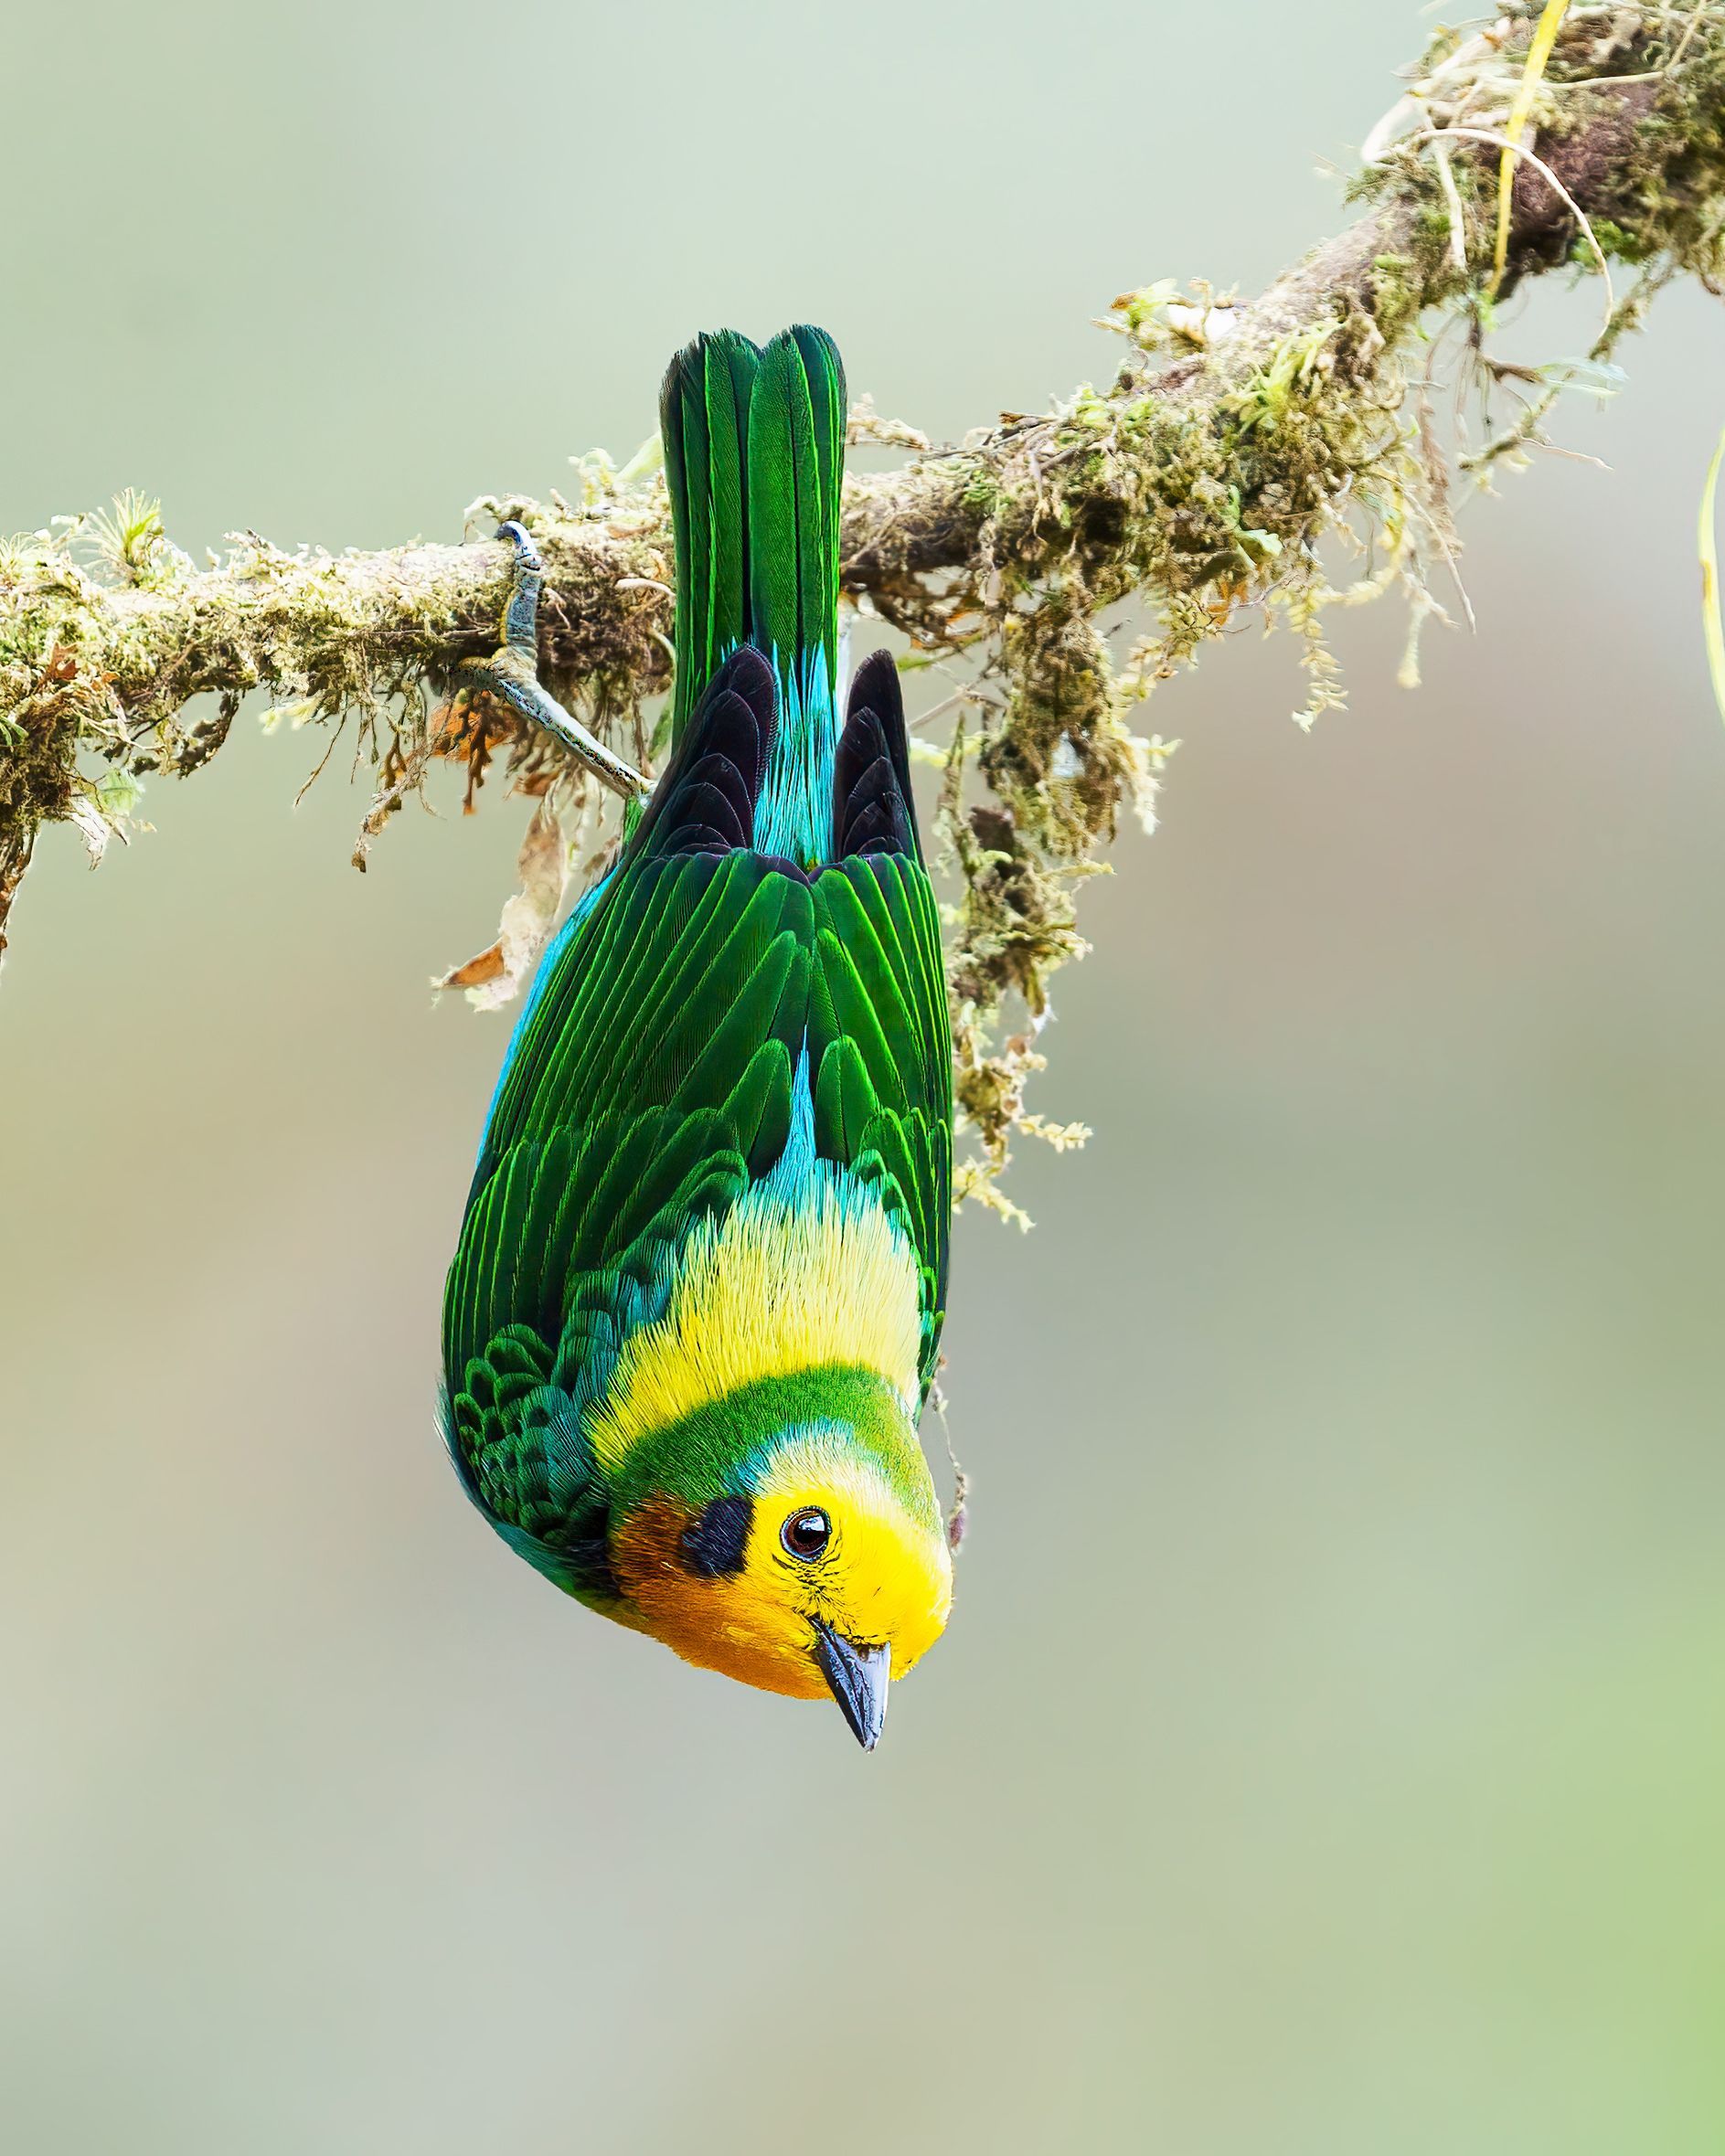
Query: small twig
1531 441 1610 466
1672 0 1711 68
930 1382 970 1555
1428 137 1472 277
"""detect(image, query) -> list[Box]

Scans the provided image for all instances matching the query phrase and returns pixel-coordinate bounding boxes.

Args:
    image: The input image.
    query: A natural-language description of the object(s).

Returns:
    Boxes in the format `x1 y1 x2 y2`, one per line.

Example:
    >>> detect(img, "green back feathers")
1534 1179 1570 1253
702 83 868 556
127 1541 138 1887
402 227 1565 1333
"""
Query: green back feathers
660 325 847 739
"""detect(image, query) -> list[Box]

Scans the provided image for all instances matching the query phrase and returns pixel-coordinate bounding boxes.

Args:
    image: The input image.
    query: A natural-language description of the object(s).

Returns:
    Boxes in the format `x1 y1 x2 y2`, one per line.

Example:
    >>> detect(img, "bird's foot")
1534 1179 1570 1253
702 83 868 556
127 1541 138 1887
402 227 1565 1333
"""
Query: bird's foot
458 523 649 800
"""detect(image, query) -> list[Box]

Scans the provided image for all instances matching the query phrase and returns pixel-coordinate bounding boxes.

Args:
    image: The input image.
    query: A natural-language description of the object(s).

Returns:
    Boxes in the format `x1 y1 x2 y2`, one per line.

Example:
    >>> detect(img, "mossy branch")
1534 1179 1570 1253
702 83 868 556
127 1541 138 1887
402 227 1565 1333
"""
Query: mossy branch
6 3 1725 1205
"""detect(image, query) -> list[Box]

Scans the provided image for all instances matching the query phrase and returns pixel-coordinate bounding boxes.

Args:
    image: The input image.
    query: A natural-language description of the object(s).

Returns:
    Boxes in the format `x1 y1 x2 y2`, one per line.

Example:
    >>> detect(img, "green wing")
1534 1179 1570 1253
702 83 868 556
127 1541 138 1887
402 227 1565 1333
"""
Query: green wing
442 849 951 1451
810 854 952 1385
442 876 948 1574
442 861 949 1581
442 845 812 1597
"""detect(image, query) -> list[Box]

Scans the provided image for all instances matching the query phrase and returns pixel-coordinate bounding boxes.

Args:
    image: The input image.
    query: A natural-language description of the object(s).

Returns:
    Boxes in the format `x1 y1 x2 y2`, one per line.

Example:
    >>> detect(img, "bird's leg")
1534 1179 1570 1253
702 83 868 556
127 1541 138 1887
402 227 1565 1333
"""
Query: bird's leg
458 523 649 800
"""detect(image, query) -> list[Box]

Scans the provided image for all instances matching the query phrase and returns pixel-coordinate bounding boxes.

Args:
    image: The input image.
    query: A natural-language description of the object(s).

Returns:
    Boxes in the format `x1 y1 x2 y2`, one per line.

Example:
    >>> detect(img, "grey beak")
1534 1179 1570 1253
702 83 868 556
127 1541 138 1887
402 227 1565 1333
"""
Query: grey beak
812 1622 891 1751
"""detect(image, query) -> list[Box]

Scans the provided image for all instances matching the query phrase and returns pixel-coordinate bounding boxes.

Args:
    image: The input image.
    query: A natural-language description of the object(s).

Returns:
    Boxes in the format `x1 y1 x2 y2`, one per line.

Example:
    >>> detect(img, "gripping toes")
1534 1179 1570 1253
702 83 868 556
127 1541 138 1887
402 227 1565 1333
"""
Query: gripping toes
495 519 545 653
459 523 649 800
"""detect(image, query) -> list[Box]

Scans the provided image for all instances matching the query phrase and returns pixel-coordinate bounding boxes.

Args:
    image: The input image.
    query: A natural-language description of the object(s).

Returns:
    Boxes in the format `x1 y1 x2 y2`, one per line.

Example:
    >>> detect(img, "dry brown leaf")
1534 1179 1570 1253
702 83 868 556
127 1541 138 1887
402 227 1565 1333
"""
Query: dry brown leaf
434 796 570 1012
434 942 506 992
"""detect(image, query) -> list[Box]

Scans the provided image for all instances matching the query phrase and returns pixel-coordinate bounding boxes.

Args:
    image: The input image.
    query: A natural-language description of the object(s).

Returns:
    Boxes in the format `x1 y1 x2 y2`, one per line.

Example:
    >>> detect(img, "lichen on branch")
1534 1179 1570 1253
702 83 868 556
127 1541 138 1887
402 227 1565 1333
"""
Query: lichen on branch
5 3 1725 1209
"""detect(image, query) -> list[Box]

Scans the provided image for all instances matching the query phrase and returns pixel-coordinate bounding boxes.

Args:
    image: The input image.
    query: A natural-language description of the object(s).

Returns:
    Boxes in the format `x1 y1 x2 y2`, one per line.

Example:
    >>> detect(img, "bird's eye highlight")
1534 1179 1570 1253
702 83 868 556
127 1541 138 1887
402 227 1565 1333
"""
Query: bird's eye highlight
781 1506 832 1560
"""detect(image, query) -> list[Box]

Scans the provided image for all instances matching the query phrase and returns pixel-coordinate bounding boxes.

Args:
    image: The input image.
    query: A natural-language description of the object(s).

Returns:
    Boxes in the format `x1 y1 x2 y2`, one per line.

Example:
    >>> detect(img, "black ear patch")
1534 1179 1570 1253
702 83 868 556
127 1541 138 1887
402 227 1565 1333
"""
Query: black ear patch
680 1493 754 1577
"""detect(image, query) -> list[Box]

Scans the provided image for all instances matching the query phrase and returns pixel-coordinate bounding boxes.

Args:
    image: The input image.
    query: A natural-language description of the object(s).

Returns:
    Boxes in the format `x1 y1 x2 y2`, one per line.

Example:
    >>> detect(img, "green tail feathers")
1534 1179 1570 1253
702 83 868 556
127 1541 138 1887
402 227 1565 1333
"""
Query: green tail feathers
661 329 759 735
746 326 846 700
660 325 847 739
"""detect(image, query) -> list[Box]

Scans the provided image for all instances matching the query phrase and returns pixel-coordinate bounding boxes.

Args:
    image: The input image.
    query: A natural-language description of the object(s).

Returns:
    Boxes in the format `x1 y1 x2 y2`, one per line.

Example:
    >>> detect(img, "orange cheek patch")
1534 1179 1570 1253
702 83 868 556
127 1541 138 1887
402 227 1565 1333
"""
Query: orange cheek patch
612 1498 831 1698
610 1496 697 1601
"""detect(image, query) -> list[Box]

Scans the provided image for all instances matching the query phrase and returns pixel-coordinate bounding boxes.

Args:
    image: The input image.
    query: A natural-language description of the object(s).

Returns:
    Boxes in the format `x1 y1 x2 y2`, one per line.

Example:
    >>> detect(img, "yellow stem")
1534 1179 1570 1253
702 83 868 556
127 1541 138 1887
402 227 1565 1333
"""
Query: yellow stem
1491 0 1571 294
1698 425 1725 725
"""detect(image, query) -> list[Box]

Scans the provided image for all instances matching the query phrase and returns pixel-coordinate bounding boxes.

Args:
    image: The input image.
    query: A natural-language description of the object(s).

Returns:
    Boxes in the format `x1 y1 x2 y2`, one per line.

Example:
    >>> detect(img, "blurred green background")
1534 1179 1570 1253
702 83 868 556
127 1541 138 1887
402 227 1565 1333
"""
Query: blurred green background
5 3 1725 2151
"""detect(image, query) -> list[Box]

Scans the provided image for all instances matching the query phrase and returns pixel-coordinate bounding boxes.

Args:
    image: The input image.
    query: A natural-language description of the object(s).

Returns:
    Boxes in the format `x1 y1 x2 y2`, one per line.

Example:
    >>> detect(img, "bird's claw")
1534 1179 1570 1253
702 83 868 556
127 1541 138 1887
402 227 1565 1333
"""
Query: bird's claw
459 523 649 801
494 521 544 654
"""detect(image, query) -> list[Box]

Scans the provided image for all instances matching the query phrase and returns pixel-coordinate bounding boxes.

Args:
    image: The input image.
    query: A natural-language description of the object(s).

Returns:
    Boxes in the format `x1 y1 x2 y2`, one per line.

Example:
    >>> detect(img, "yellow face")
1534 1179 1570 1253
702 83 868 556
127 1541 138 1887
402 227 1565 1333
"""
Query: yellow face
612 1439 953 1738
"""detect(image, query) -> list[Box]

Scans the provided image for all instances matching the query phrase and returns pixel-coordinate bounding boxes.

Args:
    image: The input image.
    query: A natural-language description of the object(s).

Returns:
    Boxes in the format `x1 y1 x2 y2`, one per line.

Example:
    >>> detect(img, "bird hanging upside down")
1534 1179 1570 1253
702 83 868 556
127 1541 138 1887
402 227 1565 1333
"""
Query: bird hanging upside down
439 326 954 1748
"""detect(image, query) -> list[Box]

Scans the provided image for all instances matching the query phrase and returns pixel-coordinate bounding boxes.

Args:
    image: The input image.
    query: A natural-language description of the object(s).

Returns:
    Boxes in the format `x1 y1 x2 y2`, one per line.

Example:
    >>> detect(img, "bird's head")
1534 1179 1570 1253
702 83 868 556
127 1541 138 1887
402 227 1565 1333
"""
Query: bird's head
607 1376 953 1748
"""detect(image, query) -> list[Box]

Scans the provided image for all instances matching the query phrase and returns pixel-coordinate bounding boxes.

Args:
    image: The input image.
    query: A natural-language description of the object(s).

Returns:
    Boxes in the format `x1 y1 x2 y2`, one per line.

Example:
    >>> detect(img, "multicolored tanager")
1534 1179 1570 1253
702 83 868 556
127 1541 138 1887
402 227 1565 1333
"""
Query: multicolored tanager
439 326 954 1747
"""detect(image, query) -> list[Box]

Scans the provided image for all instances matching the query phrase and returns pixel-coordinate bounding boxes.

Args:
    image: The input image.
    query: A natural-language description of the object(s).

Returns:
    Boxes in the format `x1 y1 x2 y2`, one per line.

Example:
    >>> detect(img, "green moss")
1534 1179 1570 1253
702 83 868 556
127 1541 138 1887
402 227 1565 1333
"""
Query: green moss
1588 219 1656 264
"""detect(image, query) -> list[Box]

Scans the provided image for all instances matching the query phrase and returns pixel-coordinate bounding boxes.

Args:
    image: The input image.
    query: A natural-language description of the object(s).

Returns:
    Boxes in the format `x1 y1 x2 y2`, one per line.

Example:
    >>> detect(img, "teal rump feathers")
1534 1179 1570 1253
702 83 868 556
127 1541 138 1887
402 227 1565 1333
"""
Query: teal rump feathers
439 325 951 1616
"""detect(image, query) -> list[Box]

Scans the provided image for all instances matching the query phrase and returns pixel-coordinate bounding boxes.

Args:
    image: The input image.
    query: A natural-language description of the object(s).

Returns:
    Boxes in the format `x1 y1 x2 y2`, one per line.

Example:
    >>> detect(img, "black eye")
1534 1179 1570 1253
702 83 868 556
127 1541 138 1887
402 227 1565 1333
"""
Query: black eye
781 1506 832 1561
